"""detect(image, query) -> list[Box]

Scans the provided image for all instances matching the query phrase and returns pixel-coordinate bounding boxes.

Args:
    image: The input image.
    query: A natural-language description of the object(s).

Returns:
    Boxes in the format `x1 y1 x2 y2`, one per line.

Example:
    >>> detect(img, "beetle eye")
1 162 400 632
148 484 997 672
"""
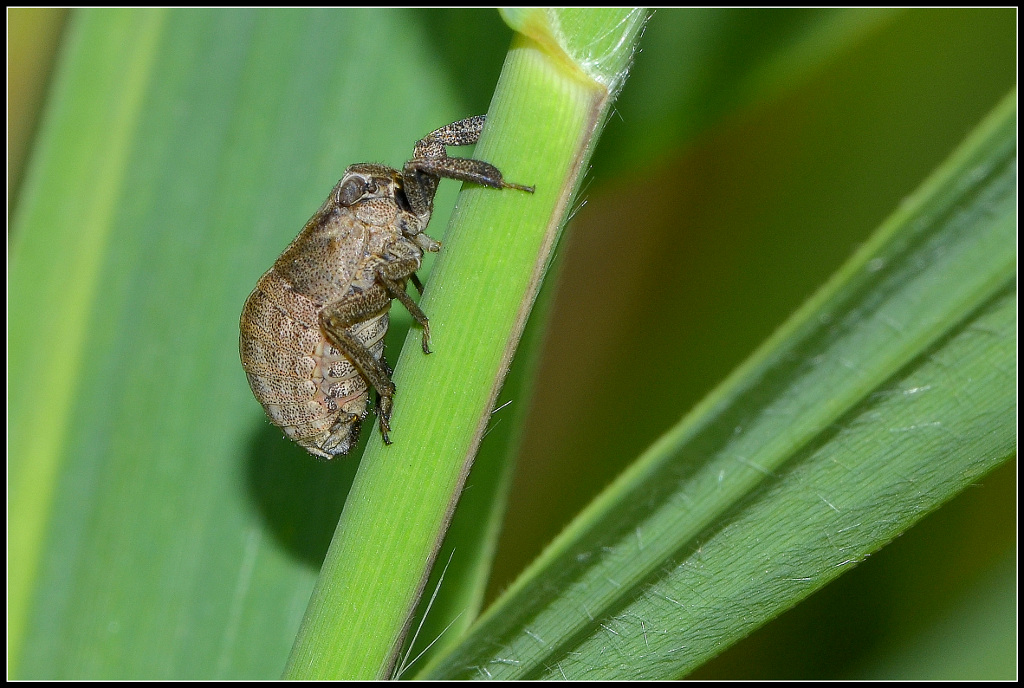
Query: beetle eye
337 177 367 206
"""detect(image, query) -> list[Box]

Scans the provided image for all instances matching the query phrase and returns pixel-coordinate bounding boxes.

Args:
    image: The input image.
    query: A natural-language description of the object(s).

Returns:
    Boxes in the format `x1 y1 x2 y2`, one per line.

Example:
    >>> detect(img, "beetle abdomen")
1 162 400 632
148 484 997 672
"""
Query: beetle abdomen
240 269 388 457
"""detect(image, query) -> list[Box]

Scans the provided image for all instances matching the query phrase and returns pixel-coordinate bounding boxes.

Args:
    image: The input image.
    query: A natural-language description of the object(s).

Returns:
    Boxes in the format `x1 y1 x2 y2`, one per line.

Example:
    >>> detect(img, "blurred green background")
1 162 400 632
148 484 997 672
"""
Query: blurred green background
8 8 1015 679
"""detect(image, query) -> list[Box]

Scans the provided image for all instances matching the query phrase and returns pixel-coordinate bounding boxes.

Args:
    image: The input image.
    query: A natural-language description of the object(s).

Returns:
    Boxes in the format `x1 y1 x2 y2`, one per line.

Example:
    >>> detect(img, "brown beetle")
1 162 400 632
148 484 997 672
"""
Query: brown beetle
239 116 532 458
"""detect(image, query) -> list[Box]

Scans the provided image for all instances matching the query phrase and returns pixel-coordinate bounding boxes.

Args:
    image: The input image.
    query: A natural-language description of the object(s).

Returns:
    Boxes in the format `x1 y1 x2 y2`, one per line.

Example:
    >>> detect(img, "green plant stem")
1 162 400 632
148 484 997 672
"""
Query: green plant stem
283 9 647 679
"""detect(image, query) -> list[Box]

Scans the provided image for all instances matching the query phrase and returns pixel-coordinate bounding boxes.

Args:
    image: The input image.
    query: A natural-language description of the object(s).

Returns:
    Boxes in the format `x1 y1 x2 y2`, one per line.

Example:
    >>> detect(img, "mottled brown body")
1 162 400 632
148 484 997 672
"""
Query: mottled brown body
240 116 532 458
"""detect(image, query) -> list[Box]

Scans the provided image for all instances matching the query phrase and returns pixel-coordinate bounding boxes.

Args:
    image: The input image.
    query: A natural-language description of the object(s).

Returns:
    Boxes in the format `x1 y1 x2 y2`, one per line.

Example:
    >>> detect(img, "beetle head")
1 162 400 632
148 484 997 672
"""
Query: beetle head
335 163 435 250
335 163 402 208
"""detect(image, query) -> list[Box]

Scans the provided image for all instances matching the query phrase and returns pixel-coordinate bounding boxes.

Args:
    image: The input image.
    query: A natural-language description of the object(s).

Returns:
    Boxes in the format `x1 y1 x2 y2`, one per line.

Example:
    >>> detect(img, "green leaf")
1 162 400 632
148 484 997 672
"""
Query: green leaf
8 8 514 678
486 10 1016 678
422 91 1016 680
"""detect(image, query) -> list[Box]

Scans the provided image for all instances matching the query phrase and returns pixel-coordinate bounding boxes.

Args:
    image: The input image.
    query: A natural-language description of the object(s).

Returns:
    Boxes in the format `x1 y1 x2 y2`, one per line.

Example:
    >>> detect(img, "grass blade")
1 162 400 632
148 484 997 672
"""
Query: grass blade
423 89 1016 680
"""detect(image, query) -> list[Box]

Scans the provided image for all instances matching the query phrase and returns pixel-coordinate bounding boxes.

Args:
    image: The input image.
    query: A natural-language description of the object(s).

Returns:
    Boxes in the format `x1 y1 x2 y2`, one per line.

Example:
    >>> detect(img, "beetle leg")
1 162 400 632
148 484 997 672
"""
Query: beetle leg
319 286 396 444
414 115 488 154
376 257 432 354
402 116 534 216
403 159 533 214
410 272 424 295
410 157 532 190
381 275 431 354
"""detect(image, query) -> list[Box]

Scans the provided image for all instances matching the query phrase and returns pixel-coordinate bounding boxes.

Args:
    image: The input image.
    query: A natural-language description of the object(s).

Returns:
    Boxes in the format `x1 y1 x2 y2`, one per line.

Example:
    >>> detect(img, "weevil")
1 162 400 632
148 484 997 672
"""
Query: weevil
239 116 533 458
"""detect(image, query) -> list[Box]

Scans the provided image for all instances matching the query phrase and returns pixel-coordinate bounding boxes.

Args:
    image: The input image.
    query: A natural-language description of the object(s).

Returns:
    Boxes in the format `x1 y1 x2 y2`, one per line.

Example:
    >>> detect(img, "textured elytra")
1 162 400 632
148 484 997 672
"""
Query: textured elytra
240 116 533 459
